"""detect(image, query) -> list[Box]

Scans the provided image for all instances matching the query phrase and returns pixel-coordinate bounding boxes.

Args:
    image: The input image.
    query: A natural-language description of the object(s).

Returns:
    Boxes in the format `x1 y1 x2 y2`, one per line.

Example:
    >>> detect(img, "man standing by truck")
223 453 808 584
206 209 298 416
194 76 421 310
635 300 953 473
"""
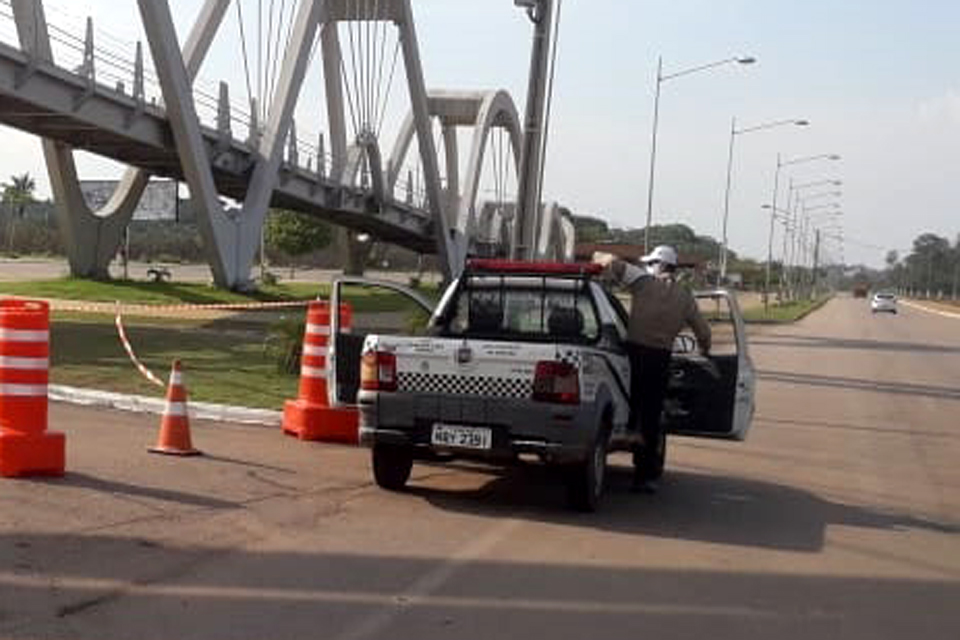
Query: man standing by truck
595 246 712 492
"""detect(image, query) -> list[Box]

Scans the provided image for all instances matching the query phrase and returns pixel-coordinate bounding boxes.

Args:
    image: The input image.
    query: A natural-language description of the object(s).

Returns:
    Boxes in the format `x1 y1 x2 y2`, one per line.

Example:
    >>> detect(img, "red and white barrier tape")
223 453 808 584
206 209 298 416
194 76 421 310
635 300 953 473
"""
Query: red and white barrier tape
60 300 310 314
115 304 165 388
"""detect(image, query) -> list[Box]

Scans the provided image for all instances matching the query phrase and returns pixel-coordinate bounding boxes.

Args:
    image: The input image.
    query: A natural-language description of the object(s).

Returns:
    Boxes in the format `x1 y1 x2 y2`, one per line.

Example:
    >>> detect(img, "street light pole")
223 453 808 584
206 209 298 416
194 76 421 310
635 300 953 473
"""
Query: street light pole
514 0 554 261
643 55 755 252
719 116 738 283
812 228 821 299
797 201 842 297
643 55 663 253
763 152 783 311
718 117 808 285
777 156 841 298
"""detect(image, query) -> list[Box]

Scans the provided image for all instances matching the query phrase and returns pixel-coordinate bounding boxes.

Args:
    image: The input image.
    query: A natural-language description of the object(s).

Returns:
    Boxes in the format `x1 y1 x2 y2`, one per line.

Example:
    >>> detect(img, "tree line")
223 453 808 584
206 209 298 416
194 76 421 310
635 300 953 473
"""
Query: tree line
883 232 959 298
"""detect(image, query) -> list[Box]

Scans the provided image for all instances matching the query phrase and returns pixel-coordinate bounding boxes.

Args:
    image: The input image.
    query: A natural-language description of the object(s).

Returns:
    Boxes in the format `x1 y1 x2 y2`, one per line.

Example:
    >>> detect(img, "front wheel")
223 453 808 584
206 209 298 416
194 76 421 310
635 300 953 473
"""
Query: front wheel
372 444 413 491
565 421 611 512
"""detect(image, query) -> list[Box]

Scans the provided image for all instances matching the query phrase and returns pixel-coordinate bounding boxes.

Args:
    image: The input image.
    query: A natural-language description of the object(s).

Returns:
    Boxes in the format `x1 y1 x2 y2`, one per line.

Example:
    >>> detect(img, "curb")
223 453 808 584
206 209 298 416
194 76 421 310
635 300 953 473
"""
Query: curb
49 385 282 427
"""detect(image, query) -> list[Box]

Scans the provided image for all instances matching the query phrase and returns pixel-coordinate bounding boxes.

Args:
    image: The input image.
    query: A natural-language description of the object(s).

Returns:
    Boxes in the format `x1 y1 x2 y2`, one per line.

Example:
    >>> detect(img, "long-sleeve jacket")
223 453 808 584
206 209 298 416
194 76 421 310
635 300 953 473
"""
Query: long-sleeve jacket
609 260 712 353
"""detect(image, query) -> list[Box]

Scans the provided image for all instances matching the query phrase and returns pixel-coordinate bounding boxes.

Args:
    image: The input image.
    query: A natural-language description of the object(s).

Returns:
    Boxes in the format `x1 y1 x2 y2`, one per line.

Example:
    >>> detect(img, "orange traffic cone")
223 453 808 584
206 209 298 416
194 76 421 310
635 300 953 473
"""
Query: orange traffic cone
282 301 359 444
149 360 201 456
282 301 360 444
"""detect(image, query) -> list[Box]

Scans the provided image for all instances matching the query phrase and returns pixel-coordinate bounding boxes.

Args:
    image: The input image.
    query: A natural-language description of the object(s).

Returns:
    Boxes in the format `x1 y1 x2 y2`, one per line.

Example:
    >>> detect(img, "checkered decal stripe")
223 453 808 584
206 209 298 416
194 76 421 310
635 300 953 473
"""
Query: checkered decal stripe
397 372 533 399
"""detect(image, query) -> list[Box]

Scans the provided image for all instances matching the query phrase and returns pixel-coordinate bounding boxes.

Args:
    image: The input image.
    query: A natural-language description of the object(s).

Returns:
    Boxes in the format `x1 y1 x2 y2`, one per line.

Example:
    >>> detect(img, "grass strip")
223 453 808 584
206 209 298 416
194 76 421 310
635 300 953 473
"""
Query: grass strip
49 313 298 409
742 296 832 323
0 278 438 313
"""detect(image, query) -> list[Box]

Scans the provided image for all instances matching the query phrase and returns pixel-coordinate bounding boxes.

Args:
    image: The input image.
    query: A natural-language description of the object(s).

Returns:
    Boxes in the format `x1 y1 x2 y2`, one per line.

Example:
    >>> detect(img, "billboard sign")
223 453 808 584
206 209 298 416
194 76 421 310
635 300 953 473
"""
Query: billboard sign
80 179 178 221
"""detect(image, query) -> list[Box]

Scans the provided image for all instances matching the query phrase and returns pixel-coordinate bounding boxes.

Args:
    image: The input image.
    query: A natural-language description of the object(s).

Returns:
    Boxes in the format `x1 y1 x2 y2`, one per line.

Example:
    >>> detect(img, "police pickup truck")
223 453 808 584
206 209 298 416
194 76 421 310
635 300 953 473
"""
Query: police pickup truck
329 259 755 511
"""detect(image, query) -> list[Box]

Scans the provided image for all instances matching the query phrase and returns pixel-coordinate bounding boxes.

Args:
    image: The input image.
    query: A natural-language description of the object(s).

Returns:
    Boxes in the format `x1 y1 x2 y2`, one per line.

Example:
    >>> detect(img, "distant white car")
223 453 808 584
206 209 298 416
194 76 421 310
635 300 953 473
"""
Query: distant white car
871 292 897 314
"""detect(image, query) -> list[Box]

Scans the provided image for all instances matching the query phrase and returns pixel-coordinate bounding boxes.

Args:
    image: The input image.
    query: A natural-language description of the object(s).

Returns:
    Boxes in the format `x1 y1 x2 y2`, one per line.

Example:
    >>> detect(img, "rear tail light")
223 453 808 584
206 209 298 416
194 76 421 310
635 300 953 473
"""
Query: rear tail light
533 360 580 405
361 351 397 392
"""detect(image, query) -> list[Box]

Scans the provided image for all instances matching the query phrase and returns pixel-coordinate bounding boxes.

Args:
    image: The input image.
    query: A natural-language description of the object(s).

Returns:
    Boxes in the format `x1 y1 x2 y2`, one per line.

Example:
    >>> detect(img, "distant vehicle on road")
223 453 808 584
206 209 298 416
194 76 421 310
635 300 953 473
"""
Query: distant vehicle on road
853 283 870 298
871 292 898 314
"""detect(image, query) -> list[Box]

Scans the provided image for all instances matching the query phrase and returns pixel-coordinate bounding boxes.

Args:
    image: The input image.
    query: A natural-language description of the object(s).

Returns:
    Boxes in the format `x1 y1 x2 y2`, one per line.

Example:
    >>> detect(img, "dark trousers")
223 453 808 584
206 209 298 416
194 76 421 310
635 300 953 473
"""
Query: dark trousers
626 343 673 450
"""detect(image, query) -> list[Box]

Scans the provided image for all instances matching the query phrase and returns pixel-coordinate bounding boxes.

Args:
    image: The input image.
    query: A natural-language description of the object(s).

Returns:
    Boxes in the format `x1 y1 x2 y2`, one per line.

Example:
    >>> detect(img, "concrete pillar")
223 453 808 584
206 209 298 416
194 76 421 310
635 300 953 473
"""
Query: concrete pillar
139 0 325 289
11 0 230 281
396 0 458 280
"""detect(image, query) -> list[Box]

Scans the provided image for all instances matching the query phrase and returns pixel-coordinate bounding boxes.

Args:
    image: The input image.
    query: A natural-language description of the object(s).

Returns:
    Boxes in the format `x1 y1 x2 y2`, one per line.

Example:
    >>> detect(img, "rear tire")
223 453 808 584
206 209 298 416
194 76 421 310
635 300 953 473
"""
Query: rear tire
372 444 413 491
566 420 611 512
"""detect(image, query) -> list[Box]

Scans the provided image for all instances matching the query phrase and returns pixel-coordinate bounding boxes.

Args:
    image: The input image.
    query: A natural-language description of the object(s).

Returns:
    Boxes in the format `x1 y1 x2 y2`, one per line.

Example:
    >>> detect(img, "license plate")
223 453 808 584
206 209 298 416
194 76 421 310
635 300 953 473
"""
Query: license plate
431 423 492 450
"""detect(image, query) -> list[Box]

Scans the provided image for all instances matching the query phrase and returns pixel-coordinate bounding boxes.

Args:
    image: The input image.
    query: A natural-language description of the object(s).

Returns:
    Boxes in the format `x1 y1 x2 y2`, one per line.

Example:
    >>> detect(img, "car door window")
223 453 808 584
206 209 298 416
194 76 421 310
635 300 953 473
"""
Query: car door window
691 294 739 357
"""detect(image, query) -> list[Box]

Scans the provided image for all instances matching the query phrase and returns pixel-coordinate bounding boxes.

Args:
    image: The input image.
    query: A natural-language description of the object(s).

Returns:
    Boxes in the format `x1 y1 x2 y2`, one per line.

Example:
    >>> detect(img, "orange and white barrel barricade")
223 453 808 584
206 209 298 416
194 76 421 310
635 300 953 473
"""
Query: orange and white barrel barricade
0 299 65 477
282 301 359 444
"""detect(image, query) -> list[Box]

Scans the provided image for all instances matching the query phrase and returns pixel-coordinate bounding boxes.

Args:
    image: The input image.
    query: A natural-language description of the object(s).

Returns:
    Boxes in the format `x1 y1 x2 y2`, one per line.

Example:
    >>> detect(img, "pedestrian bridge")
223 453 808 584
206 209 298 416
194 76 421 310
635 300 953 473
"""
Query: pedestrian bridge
0 0 575 288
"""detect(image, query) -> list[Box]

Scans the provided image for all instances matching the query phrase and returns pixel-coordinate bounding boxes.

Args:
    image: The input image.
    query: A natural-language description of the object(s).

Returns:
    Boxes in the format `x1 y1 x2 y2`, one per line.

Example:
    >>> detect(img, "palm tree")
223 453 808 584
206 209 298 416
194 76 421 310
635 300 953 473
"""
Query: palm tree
2 172 36 254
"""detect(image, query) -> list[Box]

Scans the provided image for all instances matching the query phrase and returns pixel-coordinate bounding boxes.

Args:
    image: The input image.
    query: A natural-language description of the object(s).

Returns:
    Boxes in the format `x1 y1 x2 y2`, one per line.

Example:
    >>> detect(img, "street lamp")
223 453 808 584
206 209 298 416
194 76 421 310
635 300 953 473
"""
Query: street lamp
767 154 841 302
643 55 756 252
796 201 842 294
513 0 557 260
719 117 809 284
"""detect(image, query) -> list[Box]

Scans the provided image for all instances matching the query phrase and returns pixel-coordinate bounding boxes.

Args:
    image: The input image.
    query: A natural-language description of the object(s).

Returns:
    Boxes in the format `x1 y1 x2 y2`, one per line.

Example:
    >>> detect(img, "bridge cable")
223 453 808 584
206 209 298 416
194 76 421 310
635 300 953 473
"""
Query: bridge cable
376 40 401 138
265 0 286 111
234 0 255 117
364 0 375 131
343 9 363 136
269 0 293 109
372 1 387 133
262 0 276 121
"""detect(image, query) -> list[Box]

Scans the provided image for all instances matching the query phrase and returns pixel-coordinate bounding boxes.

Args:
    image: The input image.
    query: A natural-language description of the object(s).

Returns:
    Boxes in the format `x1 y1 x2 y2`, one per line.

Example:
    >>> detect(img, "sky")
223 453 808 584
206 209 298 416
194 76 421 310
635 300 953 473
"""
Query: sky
0 0 958 268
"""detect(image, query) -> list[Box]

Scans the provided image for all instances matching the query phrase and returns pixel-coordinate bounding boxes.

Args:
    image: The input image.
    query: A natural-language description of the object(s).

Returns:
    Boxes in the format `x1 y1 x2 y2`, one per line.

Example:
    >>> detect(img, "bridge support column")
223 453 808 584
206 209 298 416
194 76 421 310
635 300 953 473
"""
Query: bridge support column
11 0 148 279
12 0 231 282
396 0 460 280
138 0 325 289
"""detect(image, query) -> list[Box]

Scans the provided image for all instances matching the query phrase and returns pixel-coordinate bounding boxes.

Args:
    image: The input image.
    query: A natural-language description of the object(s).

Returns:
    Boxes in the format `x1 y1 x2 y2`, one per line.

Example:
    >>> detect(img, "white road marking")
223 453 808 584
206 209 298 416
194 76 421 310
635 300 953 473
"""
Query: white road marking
0 571 792 621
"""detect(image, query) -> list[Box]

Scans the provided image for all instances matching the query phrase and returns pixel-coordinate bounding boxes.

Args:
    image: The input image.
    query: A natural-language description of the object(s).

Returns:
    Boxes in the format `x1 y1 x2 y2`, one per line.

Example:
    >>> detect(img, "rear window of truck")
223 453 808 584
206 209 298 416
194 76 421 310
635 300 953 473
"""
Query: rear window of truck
437 276 600 343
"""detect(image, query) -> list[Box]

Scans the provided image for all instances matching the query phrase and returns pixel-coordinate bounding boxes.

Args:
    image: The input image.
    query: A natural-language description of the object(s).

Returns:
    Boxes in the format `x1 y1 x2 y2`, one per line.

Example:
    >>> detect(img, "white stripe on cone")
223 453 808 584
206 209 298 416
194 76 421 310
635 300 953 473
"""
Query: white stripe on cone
170 371 183 386
0 383 48 396
164 401 188 417
0 329 49 342
300 365 328 379
302 344 329 357
0 356 49 370
306 323 330 336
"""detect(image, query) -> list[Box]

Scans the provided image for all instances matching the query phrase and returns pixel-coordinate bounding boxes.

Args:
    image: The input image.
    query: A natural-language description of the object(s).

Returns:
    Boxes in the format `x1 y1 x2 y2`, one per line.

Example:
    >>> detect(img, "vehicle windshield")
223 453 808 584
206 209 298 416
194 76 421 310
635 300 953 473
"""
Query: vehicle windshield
875 293 895 300
436 275 600 343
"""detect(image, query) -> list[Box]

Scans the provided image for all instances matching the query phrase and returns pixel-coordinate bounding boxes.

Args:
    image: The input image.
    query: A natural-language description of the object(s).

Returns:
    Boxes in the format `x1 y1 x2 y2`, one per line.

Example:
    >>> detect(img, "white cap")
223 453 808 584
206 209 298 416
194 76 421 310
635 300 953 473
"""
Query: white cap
640 245 678 266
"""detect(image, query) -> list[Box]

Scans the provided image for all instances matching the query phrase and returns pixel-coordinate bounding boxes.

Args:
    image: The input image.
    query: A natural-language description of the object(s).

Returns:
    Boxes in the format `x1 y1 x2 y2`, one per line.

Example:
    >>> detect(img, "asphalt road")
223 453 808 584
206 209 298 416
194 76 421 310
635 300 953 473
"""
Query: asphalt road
2 296 958 639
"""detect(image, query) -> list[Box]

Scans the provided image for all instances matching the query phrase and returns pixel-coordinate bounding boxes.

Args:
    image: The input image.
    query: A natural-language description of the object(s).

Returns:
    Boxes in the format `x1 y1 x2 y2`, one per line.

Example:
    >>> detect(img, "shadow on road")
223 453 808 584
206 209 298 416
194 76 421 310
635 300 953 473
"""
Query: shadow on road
22 472 241 510
2 531 958 640
751 334 960 355
757 370 960 402
405 464 958 553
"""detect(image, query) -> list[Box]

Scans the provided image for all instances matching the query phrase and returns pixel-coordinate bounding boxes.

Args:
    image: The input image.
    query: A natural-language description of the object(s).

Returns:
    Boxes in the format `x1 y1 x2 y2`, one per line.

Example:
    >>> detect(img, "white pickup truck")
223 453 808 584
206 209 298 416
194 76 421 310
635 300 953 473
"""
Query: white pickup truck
328 259 755 511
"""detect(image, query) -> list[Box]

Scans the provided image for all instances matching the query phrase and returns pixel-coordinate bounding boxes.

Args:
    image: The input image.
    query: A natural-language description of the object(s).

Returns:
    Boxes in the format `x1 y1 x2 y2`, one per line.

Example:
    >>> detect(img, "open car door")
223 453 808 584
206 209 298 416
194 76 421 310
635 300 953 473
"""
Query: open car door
328 277 436 407
664 290 755 440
